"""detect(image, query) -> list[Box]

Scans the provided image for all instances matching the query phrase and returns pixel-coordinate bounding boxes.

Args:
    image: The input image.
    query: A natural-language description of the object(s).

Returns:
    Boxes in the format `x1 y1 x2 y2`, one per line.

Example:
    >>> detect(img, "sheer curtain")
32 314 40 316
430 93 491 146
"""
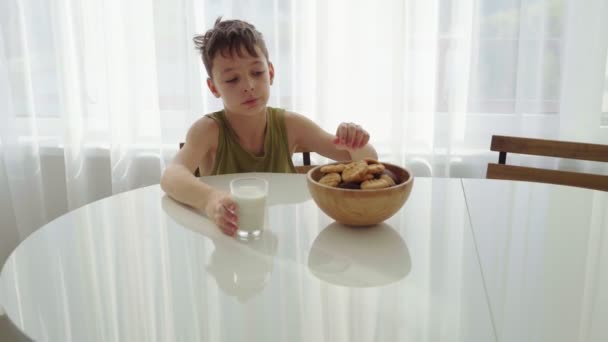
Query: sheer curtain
1 0 608 260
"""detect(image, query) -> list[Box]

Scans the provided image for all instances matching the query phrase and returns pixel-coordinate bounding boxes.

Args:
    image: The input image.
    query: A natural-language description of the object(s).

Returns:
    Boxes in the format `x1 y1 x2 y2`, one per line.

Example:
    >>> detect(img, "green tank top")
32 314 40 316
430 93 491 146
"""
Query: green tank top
206 107 296 175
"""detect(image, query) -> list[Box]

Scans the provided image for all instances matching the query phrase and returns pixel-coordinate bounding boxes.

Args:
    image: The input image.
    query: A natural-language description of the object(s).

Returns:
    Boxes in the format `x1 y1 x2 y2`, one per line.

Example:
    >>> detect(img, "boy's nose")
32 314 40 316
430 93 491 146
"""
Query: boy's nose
244 78 255 92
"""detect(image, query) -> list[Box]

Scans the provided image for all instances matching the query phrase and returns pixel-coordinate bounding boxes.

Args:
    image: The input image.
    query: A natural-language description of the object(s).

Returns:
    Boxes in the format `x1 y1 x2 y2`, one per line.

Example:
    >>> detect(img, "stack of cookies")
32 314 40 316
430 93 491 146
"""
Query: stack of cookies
317 159 398 190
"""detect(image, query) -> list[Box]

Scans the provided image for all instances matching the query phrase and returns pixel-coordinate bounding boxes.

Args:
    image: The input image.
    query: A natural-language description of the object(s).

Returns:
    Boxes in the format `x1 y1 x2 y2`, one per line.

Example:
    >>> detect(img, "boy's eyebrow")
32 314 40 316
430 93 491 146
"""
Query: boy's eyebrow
221 60 264 74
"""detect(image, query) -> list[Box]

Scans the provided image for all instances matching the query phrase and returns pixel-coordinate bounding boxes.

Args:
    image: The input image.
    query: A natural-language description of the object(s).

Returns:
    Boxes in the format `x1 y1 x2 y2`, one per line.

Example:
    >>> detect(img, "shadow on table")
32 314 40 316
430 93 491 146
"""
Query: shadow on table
0 313 32 342
161 195 278 302
308 222 411 287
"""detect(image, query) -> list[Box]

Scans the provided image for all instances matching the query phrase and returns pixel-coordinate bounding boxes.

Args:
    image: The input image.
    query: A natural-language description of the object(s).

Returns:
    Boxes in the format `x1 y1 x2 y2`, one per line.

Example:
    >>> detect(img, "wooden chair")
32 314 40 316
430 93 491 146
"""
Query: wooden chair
179 143 314 176
293 146 315 174
486 135 608 191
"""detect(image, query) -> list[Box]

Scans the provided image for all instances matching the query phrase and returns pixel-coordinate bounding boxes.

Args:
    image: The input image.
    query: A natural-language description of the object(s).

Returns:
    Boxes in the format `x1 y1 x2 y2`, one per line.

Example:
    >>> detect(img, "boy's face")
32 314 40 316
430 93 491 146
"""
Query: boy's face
207 45 274 116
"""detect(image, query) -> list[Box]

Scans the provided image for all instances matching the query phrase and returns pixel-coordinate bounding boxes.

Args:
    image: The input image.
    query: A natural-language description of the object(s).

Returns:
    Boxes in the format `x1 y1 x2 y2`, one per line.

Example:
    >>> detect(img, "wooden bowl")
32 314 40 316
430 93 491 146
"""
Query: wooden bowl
306 162 414 226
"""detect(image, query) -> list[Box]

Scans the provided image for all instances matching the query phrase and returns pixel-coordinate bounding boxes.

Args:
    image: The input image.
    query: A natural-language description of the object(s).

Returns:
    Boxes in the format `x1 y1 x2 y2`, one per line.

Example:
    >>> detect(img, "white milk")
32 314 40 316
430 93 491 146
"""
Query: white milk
233 185 267 232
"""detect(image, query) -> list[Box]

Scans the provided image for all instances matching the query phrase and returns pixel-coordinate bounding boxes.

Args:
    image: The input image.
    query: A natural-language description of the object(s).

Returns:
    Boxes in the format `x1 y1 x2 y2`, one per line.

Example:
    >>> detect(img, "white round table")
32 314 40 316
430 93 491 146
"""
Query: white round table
0 174 494 341
3 173 606 341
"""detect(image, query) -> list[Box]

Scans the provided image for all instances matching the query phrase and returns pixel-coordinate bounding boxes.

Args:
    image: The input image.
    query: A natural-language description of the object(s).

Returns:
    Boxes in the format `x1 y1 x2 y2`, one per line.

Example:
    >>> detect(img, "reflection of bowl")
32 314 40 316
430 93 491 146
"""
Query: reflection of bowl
308 223 411 287
306 162 414 226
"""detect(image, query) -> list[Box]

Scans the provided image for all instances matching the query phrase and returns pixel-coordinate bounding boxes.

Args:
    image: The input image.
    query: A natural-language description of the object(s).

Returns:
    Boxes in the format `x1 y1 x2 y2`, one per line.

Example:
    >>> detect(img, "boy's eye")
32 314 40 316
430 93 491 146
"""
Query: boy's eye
226 77 238 84
253 71 264 76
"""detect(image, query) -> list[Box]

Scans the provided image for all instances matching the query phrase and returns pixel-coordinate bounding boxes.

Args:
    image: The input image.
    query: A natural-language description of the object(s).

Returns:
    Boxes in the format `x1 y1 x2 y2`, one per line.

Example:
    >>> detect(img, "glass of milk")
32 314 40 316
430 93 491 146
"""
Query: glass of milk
230 177 269 239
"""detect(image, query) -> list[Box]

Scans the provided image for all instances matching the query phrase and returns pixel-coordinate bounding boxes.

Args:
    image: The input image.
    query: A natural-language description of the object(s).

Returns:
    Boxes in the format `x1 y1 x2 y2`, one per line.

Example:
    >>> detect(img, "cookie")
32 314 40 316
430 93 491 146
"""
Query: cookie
361 178 392 190
320 163 346 173
319 172 341 187
382 169 399 184
380 174 396 186
341 160 369 183
367 163 385 174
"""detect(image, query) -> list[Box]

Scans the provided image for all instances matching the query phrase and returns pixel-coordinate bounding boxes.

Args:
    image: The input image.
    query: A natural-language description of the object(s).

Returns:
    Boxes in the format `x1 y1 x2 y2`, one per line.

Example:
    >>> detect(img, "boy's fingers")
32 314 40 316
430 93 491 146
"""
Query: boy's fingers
219 204 238 225
336 124 347 142
347 124 357 145
359 130 369 148
335 123 341 137
220 225 236 236
222 202 237 217
359 134 369 148
219 216 237 235
352 131 365 148
350 125 365 147
212 200 238 236
336 122 369 148
223 207 238 224
220 196 236 211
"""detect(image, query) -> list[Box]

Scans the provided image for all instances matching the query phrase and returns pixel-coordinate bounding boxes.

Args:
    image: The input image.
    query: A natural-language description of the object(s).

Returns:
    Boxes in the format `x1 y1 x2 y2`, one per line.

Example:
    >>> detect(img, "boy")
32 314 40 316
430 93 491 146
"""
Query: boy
161 18 377 236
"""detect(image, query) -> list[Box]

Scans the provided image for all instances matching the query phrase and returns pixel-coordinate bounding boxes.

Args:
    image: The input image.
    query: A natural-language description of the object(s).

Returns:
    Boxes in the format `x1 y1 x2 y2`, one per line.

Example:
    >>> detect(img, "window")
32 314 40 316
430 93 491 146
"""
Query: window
465 0 564 114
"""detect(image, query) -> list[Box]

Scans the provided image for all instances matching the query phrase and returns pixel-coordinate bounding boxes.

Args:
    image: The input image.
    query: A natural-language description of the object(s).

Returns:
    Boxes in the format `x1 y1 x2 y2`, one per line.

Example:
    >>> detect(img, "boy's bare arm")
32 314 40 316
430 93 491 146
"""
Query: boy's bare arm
286 112 378 162
160 119 239 235
160 118 215 210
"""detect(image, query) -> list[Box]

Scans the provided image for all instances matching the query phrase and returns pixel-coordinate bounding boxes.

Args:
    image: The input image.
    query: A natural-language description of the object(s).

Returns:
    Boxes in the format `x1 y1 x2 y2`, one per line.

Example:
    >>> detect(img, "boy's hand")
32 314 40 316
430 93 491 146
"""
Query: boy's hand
333 122 370 150
205 190 239 236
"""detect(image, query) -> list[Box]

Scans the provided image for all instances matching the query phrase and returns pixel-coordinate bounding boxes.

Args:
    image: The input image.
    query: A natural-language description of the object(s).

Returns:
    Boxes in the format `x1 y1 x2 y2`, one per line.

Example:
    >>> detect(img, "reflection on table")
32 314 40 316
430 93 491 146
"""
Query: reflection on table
1 175 495 341
464 179 608 342
308 222 410 287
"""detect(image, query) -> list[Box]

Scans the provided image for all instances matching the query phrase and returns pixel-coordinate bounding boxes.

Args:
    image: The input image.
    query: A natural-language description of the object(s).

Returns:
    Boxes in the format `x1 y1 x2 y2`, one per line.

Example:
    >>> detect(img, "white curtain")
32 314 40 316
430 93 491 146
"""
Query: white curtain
1 0 608 260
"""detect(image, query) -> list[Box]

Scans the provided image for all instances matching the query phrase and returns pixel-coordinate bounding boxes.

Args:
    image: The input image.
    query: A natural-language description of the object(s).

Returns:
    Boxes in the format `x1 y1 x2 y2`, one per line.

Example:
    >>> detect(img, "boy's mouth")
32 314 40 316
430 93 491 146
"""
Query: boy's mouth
243 98 258 106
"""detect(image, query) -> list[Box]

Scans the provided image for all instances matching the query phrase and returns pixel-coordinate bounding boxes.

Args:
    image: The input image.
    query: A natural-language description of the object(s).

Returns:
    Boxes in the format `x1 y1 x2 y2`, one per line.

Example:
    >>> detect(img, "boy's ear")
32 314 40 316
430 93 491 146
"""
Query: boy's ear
268 62 275 85
207 78 221 98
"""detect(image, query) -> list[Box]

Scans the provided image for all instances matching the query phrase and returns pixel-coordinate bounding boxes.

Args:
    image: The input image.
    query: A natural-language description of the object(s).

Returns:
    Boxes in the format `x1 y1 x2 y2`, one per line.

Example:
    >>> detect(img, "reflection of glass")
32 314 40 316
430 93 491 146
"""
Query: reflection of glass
161 195 278 302
308 223 410 287
206 232 278 302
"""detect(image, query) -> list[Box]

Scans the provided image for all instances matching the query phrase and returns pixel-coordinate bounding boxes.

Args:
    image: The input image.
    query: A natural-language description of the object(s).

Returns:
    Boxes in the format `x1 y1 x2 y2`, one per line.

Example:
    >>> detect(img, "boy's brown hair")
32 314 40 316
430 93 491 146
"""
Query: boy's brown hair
193 17 270 78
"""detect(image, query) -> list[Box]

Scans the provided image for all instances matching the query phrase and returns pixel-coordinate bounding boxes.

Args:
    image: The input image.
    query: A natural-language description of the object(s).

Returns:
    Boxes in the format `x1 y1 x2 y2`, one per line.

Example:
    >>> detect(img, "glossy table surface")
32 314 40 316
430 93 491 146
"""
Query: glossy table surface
0 174 606 342
462 179 608 342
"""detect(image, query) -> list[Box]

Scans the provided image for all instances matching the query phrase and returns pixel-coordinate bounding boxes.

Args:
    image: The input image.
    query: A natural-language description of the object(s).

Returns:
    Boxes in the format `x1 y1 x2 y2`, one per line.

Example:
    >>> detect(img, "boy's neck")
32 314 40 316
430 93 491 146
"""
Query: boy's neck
224 107 268 154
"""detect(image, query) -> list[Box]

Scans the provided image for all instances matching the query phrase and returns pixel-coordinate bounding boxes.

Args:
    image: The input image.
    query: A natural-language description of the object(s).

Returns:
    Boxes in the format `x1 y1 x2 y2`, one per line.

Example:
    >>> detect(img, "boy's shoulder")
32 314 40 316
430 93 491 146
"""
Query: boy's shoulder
282 110 315 128
281 109 303 124
283 110 326 143
191 114 219 132
186 114 220 144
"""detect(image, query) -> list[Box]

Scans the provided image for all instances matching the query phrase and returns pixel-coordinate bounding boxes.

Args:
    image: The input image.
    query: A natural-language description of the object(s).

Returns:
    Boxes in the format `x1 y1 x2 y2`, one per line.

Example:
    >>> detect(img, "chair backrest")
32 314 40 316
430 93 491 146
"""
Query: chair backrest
293 146 315 174
178 143 314 176
486 135 608 191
